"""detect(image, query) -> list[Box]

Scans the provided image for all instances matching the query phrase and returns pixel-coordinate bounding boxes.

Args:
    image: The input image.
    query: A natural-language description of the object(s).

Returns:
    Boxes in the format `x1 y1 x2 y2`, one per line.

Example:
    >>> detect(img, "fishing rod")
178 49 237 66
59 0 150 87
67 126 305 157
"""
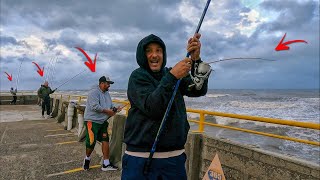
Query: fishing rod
52 57 59 87
47 57 54 85
143 0 212 175
207 57 276 64
45 57 53 82
15 61 23 90
44 44 58 84
113 103 129 113
48 56 59 87
54 69 87 90
49 57 55 82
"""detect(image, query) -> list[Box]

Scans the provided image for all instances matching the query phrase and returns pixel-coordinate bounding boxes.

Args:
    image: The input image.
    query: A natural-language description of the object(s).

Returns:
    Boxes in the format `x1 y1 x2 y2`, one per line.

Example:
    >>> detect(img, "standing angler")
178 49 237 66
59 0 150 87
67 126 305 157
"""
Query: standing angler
10 87 17 105
82 76 122 171
37 81 55 118
122 33 210 180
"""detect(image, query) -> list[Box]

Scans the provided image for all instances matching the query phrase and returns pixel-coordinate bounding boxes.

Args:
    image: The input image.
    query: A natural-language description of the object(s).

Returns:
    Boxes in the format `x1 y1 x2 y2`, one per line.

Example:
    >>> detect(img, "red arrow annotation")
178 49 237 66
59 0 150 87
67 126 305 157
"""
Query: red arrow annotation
275 33 307 51
32 62 44 77
4 72 12 81
75 47 97 72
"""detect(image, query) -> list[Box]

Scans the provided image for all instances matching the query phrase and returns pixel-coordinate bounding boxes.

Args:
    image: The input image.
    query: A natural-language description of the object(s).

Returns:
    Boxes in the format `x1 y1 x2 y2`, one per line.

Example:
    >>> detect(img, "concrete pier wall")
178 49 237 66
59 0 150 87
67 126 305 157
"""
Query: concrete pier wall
186 133 320 180
107 115 320 180
0 95 38 105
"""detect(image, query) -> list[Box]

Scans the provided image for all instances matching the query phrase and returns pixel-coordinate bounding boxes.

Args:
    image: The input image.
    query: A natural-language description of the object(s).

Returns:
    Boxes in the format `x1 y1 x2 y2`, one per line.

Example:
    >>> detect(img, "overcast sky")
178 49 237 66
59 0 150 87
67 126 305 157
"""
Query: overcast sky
0 0 319 90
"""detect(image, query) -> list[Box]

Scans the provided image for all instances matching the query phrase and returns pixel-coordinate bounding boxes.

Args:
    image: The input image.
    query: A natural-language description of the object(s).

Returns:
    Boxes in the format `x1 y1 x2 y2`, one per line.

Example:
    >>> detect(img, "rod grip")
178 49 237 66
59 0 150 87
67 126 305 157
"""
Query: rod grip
143 157 152 175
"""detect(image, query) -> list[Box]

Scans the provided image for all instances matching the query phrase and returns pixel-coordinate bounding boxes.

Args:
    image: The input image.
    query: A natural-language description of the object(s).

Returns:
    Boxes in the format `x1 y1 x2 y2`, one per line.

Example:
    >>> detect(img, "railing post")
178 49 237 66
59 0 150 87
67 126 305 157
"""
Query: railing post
199 112 205 132
125 103 130 116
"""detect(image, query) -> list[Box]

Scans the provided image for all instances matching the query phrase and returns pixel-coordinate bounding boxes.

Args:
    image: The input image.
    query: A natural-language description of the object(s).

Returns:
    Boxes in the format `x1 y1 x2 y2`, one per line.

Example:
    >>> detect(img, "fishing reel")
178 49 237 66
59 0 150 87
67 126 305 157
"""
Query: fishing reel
112 107 118 113
189 61 212 90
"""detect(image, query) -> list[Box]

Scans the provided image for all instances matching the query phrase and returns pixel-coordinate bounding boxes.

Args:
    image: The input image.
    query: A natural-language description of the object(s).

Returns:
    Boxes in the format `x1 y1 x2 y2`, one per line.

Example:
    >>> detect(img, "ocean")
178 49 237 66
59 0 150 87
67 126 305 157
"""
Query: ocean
2 89 319 164
183 89 319 165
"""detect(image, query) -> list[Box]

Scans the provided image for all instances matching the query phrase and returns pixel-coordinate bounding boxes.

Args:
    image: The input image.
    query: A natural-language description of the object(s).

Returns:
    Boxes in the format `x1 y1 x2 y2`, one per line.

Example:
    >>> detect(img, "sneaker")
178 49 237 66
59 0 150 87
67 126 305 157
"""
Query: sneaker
41 115 45 118
46 115 53 119
83 158 90 170
101 163 118 171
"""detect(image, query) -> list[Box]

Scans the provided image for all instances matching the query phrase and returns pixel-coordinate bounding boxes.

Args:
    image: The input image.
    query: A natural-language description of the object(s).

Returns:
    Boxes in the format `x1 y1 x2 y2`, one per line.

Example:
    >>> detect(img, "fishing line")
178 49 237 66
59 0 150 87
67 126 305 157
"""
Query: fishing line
48 56 56 85
54 69 87 90
208 57 276 64
49 56 56 82
45 57 53 81
50 56 59 88
15 60 23 90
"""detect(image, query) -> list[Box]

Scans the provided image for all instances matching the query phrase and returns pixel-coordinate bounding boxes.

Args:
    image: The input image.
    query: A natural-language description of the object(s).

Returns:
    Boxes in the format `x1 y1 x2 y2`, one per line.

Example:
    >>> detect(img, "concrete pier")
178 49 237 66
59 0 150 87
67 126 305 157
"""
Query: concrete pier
0 105 121 179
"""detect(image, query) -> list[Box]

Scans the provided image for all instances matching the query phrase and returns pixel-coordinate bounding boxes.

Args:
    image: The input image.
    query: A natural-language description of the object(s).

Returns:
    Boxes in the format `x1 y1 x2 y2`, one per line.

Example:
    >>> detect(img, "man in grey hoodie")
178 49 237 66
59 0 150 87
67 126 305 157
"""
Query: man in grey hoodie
83 76 122 171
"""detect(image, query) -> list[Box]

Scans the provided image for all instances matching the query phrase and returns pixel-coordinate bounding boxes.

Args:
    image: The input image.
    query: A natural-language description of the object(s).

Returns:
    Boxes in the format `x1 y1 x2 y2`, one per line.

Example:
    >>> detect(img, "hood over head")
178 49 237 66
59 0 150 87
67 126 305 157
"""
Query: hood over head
136 34 167 72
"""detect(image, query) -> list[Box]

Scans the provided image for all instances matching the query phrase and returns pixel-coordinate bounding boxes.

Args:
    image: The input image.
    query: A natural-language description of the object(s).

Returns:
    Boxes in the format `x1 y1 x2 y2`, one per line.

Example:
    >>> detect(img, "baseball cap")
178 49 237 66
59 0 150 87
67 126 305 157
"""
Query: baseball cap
99 76 114 84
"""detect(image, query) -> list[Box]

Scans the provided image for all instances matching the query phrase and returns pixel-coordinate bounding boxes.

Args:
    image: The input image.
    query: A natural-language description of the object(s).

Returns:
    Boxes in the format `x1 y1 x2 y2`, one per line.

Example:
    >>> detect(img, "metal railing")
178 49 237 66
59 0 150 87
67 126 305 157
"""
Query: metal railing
187 109 319 146
53 94 320 146
0 92 37 96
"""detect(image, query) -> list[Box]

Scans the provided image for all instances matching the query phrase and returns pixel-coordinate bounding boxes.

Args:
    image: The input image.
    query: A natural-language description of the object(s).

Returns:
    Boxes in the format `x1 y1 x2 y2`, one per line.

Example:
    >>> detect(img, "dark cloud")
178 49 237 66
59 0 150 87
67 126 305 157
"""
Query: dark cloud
0 0 319 90
0 35 31 49
57 29 86 48
0 35 18 45
253 0 317 34
1 0 185 34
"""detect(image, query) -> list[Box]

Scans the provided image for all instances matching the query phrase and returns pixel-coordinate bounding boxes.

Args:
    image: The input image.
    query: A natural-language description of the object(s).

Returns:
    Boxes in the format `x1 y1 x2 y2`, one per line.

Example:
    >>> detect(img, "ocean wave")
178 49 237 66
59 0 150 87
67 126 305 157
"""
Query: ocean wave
302 98 320 104
205 93 230 98
287 129 320 142
110 92 125 95
228 101 296 109
241 92 256 96
113 97 128 101
215 117 240 125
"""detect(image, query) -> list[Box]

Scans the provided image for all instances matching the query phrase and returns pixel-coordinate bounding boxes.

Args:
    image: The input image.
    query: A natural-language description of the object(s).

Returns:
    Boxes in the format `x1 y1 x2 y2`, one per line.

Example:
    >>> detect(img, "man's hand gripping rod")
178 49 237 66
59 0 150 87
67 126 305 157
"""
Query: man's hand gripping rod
143 0 212 175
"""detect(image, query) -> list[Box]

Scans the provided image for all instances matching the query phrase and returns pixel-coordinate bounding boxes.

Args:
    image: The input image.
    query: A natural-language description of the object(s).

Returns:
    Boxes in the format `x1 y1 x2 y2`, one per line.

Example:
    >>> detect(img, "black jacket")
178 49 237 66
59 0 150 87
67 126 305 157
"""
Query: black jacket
124 34 208 152
37 85 54 101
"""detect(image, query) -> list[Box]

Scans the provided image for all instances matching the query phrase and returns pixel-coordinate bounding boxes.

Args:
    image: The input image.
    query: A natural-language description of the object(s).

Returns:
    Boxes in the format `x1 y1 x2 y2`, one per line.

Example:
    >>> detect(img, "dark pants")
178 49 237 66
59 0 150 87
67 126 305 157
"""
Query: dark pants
42 98 51 115
11 96 17 105
121 153 187 180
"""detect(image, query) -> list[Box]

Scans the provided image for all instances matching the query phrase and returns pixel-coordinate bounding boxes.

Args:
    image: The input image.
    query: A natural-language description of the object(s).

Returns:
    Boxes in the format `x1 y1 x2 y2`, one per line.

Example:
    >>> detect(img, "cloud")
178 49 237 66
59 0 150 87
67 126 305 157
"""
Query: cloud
57 29 86 48
1 0 185 34
254 0 318 34
0 0 319 90
0 35 18 45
